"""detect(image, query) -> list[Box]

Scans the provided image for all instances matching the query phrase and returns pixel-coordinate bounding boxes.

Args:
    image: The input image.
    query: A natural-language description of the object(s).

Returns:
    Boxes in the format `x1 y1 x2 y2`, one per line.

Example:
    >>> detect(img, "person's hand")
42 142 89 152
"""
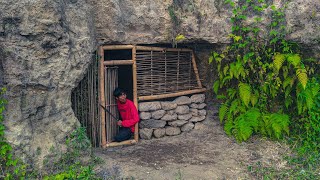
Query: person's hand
117 120 122 127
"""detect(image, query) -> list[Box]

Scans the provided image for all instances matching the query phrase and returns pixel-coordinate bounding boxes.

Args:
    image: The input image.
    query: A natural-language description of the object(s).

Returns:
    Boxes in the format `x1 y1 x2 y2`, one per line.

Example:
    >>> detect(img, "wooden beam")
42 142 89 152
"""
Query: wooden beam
103 60 133 66
138 88 207 101
135 46 192 52
191 51 203 88
99 46 107 147
132 46 139 142
102 45 134 50
102 139 137 148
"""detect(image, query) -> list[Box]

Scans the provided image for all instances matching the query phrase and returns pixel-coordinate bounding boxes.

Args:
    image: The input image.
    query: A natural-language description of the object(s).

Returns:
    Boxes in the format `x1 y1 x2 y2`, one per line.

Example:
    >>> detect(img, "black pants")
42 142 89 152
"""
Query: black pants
114 127 132 142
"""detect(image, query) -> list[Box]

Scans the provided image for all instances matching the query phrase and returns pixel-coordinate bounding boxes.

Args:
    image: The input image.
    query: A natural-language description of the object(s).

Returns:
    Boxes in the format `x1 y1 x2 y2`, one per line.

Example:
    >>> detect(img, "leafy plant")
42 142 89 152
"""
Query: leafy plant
0 88 28 180
210 0 317 142
42 127 100 179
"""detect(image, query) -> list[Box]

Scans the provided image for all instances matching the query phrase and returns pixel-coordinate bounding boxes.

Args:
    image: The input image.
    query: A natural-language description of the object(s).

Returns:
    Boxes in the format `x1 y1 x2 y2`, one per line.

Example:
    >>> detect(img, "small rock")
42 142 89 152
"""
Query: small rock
181 123 195 132
160 101 177 110
139 102 161 111
198 109 207 116
189 116 206 122
190 108 198 116
153 128 166 138
178 113 192 120
189 103 198 109
175 105 189 115
140 112 151 120
151 110 166 119
197 103 207 109
173 96 191 105
167 110 176 115
140 119 166 128
194 123 206 130
161 113 177 121
168 120 188 127
190 94 205 103
165 127 181 136
139 128 153 139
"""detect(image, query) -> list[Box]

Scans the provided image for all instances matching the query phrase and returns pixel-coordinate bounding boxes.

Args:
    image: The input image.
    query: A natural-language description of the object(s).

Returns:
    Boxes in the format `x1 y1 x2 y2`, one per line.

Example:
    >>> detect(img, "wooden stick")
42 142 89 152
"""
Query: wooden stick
132 46 139 142
102 45 134 50
138 88 207 101
99 46 107 147
102 139 137 148
135 46 192 52
191 51 202 88
103 60 133 66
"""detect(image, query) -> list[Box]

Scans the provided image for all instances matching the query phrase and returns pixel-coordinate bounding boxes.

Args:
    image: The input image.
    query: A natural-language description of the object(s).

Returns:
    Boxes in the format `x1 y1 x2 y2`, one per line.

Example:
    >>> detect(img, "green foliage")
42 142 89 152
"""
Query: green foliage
42 127 100 179
1 88 100 179
210 0 317 143
0 87 27 180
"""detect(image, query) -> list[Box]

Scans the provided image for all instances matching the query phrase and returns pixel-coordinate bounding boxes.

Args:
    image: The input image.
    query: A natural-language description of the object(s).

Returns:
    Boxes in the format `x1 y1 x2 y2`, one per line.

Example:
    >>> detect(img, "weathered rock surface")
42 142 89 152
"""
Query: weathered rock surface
168 120 188 127
165 127 181 136
190 94 205 103
175 105 189 115
181 123 195 132
160 101 177 110
198 103 207 109
198 109 207 116
0 0 95 167
139 119 166 129
178 113 192 121
189 103 198 109
190 116 206 122
139 102 161 112
153 128 166 138
173 96 191 105
140 112 151 120
161 113 178 121
190 108 198 116
151 110 166 119
139 128 153 139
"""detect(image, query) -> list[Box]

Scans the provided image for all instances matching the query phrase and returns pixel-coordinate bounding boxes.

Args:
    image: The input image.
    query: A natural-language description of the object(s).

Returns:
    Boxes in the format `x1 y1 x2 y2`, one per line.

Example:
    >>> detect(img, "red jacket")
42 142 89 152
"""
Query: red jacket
117 99 140 132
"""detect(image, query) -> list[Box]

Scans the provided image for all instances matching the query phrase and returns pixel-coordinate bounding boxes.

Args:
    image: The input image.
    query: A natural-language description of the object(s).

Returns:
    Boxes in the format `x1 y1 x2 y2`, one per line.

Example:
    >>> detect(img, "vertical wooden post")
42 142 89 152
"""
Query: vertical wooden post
132 46 139 142
191 51 202 88
99 46 107 147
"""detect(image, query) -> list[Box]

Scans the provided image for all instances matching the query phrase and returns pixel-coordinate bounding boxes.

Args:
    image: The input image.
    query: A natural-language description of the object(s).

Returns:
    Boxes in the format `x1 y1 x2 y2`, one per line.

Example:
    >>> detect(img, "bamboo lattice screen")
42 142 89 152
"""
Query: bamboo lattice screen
136 50 200 97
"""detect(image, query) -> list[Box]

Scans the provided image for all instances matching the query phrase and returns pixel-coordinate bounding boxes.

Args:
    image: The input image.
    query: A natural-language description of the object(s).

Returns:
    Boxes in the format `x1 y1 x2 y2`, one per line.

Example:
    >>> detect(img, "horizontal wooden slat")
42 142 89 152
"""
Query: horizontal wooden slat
104 60 133 66
138 88 207 101
102 45 134 50
135 46 193 52
102 139 137 148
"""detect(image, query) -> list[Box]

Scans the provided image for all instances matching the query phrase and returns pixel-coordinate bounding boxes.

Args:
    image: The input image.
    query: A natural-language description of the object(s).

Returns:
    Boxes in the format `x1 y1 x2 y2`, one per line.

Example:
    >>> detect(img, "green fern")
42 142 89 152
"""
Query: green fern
219 104 229 122
233 108 260 142
239 83 251 107
250 90 259 107
286 54 301 67
269 113 289 139
296 68 308 89
213 80 220 94
273 53 285 71
224 119 233 136
227 88 237 99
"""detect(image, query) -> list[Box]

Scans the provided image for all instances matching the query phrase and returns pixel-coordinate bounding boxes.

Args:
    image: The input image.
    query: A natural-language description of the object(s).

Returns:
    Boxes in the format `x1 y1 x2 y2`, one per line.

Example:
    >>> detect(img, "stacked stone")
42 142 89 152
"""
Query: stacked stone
139 94 206 139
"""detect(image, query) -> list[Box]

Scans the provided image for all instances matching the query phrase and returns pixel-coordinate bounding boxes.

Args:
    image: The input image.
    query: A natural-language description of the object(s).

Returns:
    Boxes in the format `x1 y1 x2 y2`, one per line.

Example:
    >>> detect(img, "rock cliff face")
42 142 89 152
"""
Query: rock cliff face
0 0 318 167
0 0 95 166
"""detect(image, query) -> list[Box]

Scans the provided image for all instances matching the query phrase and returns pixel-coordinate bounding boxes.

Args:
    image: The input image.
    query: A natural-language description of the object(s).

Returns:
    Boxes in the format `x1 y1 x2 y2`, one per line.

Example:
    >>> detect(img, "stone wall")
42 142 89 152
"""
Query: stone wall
138 94 206 139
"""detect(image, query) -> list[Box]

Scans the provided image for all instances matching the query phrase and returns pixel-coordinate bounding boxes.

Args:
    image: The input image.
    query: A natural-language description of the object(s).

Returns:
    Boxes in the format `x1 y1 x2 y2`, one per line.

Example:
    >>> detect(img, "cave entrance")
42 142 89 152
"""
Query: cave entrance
72 45 205 148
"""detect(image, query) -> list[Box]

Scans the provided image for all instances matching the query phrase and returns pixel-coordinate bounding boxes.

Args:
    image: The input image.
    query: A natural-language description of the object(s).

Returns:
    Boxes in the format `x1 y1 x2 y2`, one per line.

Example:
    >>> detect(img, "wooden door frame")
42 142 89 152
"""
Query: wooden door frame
99 45 138 148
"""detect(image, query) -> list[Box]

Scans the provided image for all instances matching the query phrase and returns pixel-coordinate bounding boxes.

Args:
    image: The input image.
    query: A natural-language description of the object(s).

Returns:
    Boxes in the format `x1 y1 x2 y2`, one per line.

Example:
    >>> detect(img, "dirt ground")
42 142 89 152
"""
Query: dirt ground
94 102 290 180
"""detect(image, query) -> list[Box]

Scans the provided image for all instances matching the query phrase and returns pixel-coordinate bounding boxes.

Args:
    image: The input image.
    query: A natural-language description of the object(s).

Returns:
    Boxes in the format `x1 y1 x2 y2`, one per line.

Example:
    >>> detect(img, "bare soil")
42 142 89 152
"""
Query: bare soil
94 102 290 180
